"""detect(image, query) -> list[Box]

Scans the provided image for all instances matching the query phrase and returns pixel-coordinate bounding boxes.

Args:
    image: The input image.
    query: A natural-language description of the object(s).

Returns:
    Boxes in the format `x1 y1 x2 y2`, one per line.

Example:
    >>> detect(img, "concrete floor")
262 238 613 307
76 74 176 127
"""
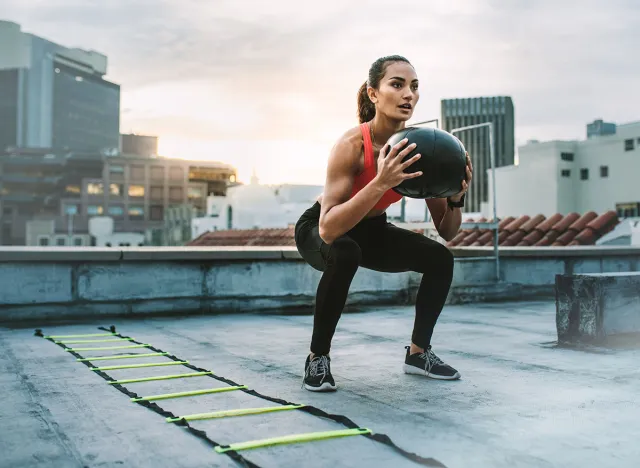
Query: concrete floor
2 300 640 468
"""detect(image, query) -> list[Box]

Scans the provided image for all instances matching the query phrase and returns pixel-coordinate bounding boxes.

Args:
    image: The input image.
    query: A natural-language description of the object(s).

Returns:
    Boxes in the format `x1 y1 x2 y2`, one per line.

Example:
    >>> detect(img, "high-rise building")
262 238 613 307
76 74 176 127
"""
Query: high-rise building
0 20 120 153
441 96 515 213
120 133 159 158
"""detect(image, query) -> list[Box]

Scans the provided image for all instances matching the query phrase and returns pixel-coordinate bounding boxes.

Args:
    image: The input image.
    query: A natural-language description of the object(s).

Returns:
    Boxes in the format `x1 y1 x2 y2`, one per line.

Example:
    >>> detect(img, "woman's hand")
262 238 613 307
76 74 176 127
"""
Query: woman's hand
450 152 473 202
374 138 423 190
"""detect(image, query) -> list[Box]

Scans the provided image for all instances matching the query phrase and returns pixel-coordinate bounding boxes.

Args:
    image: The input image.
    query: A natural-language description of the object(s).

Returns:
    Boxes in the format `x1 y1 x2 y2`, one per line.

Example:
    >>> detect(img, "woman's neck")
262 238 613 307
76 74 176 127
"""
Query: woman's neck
370 115 405 148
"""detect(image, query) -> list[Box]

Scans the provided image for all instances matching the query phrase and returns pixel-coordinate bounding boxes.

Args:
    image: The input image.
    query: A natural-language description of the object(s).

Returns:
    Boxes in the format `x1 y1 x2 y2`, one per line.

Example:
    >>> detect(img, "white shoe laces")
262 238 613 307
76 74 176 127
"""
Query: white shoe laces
418 347 444 374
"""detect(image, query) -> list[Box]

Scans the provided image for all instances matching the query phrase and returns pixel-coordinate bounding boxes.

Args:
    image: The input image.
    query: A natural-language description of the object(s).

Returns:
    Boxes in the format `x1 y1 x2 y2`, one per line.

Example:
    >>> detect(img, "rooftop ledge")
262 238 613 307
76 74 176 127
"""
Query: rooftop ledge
1 245 640 262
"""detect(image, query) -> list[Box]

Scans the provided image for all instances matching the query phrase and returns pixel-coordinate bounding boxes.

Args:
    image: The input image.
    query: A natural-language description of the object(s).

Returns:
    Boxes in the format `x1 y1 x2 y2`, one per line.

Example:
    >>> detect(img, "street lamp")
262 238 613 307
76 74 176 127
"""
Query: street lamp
450 122 500 281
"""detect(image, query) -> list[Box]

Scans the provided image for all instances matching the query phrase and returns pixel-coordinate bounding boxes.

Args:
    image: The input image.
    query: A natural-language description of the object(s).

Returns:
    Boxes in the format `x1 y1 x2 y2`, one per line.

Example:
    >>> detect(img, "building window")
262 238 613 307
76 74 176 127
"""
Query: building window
87 205 104 215
109 183 124 196
87 182 104 195
580 168 589 180
109 165 124 174
65 184 81 194
128 185 145 197
73 237 83 246
169 186 183 202
561 169 571 177
560 152 574 161
38 237 50 246
600 166 609 178
150 186 164 200
108 205 124 217
151 166 164 180
188 186 204 200
616 202 639 218
150 205 164 221
227 206 233 229
56 238 66 246
128 206 144 219
625 139 635 151
130 165 145 180
63 204 79 215
169 167 183 181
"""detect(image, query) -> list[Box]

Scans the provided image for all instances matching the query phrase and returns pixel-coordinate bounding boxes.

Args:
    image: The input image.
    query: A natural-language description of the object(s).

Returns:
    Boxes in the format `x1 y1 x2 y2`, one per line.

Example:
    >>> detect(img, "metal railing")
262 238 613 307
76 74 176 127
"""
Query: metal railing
403 119 500 281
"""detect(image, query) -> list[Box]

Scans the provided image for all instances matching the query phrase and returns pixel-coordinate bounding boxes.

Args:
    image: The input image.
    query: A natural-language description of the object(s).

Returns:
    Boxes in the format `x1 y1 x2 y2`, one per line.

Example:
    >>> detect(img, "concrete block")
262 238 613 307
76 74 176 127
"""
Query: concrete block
0 264 72 305
555 272 640 343
77 263 203 301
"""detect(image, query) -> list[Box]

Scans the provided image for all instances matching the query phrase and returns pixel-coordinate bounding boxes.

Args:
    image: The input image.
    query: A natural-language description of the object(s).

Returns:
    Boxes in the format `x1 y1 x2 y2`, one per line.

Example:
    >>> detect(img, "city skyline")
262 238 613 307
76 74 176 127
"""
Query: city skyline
2 0 638 184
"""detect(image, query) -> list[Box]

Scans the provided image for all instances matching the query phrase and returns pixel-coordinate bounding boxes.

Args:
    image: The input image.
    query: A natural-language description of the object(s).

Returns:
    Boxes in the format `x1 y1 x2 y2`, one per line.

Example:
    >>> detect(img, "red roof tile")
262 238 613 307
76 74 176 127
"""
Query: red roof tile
186 211 620 248
447 211 619 248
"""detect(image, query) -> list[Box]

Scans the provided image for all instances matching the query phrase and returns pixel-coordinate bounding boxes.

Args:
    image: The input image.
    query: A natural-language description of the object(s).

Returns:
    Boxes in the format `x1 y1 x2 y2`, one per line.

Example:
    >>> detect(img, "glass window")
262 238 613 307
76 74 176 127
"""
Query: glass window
109 165 124 174
87 182 104 195
108 206 124 217
188 186 204 200
129 206 144 219
56 238 66 246
64 204 79 215
600 166 609 178
560 152 574 161
561 169 571 177
39 237 50 246
73 237 83 246
580 168 589 180
109 183 124 196
625 139 634 151
87 205 104 215
65 184 81 194
128 185 145 197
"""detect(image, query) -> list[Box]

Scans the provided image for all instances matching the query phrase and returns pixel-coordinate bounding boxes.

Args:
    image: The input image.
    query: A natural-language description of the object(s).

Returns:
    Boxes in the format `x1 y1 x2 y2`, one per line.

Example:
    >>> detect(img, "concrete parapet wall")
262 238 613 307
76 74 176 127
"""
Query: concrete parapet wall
556 271 640 343
1 246 639 324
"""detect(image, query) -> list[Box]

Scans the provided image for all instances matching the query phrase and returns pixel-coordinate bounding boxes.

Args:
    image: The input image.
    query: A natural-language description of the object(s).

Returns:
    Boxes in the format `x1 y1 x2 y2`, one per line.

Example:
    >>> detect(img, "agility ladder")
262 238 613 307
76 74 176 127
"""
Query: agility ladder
36 326 447 468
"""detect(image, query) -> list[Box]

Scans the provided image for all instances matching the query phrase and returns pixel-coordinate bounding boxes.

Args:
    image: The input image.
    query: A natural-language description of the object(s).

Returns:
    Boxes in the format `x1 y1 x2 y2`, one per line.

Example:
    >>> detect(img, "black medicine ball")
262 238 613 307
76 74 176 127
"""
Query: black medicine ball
386 127 467 199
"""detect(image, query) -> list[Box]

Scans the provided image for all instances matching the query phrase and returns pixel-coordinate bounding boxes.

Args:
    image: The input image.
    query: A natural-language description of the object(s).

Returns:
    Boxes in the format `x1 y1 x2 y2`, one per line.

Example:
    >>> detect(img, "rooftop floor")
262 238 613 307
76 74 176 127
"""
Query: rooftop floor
2 301 639 468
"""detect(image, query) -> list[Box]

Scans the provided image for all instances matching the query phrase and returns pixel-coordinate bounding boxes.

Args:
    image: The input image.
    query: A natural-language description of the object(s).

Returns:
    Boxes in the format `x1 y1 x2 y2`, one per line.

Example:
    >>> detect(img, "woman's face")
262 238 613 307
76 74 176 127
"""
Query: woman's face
369 61 419 122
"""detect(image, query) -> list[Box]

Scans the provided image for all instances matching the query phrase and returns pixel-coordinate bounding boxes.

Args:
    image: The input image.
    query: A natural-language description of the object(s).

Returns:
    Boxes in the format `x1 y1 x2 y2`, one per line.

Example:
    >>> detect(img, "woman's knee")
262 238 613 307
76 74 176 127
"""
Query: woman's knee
326 237 362 269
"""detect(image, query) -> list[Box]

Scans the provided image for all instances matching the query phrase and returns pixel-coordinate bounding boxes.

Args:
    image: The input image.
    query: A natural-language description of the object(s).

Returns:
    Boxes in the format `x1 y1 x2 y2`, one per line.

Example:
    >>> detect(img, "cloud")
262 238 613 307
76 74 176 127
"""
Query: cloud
2 0 639 182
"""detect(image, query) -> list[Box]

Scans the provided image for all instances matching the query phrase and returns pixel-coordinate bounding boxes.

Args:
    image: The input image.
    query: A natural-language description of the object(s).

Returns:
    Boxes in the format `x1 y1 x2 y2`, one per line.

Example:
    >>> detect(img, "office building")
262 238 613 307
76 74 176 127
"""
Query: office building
120 133 158 158
441 96 515 213
488 119 640 219
0 20 120 153
0 148 237 245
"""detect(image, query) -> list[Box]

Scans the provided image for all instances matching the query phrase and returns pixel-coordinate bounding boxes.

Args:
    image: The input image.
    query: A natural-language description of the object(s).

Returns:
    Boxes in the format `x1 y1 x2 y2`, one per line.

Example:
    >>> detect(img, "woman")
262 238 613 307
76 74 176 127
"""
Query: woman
294 55 473 392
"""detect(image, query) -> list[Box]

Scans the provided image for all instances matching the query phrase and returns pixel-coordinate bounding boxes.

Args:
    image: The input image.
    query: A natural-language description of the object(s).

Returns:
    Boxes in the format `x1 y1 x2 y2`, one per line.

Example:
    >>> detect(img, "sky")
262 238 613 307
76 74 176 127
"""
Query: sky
3 0 638 185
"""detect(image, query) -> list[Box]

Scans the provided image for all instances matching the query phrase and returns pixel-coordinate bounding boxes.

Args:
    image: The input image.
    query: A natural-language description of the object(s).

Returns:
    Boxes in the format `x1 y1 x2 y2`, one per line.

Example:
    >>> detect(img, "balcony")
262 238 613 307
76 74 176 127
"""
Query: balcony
2 245 640 467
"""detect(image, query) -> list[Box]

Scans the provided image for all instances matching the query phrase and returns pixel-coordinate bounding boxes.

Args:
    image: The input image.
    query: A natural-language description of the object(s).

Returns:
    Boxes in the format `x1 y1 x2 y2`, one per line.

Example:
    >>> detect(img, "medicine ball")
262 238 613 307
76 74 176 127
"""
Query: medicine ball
386 127 467 199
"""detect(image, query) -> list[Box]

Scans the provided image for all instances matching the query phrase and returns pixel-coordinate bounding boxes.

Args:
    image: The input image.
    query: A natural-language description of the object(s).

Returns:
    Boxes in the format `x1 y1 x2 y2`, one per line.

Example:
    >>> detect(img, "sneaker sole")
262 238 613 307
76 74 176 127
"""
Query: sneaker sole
303 382 337 392
403 364 461 380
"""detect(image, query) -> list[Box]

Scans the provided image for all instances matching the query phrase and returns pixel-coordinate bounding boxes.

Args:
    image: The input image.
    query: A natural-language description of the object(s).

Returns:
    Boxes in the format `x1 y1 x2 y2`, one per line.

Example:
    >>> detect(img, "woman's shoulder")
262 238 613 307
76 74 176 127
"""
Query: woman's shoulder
331 124 365 160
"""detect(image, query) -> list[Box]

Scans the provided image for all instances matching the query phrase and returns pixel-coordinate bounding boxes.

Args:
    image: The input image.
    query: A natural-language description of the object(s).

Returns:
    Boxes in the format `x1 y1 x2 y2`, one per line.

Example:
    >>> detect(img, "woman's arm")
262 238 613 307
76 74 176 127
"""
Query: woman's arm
426 199 462 242
319 130 421 244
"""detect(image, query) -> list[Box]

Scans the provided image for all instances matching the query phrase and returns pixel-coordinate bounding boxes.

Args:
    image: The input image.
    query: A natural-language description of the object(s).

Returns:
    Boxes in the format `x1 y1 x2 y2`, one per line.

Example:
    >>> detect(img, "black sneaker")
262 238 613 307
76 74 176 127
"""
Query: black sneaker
403 346 461 380
303 354 337 392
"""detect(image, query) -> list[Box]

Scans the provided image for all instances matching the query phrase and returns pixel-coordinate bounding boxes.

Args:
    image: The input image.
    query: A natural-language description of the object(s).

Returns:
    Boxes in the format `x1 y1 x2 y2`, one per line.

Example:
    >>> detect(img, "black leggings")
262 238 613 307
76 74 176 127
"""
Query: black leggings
294 202 454 356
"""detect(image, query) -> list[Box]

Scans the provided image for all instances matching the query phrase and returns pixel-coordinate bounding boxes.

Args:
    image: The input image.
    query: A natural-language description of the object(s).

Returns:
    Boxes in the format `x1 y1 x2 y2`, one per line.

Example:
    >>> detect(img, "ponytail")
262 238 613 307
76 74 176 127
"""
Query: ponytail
357 81 376 123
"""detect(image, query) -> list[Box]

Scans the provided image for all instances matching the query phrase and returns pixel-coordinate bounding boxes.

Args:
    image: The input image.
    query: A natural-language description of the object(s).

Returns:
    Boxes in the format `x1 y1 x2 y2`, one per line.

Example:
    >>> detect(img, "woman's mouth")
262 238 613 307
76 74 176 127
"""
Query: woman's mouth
398 103 412 111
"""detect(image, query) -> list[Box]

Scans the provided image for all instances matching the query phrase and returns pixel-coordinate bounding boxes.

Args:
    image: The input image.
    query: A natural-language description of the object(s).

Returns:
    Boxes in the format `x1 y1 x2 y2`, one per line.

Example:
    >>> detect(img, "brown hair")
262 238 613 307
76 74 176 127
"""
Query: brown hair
357 55 412 123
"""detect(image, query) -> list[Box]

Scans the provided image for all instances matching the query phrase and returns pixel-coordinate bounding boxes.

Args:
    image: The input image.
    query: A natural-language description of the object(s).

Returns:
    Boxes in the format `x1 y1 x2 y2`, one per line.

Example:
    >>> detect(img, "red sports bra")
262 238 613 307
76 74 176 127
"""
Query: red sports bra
349 122 403 211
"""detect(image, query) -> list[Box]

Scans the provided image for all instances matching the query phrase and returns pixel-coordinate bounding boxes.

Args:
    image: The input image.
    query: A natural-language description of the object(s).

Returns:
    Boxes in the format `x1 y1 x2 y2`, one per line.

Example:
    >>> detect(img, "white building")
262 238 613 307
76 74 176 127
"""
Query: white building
487 120 640 219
